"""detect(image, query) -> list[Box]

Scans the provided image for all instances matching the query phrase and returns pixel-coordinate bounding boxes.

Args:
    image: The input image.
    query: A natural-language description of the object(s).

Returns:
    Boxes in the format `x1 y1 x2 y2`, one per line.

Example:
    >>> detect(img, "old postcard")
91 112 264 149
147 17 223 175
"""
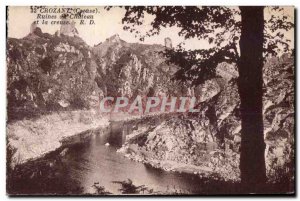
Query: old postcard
6 6 295 195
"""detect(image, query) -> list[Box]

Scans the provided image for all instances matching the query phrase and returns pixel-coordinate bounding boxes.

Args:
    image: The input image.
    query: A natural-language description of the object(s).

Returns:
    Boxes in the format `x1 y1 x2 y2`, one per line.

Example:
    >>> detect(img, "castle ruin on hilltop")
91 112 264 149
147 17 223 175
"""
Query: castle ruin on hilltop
59 19 79 37
164 37 172 49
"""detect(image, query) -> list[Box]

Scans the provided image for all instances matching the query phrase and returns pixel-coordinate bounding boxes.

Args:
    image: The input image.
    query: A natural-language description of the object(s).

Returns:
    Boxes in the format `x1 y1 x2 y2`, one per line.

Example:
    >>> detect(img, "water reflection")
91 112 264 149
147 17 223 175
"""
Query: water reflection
61 124 203 194
9 120 207 195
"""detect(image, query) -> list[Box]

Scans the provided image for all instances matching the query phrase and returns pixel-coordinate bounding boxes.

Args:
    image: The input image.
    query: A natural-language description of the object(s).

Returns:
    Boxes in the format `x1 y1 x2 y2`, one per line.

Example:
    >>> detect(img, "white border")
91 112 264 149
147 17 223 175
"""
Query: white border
0 0 299 200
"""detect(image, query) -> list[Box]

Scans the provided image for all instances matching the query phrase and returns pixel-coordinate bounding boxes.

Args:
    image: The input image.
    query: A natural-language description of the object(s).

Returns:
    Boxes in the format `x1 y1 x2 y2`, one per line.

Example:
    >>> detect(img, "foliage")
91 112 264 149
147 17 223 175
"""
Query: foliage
109 5 295 190
112 179 154 194
106 6 294 86
91 182 111 195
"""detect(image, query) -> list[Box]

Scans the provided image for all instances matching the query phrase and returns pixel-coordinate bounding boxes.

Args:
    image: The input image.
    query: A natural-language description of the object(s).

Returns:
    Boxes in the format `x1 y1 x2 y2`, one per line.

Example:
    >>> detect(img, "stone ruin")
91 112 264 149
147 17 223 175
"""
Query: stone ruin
30 21 38 34
60 19 79 37
29 21 43 36
164 37 172 49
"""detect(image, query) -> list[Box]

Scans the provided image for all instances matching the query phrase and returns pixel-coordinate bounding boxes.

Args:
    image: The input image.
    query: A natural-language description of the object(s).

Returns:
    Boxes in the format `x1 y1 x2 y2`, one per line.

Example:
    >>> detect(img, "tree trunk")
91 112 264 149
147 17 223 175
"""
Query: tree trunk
238 6 266 192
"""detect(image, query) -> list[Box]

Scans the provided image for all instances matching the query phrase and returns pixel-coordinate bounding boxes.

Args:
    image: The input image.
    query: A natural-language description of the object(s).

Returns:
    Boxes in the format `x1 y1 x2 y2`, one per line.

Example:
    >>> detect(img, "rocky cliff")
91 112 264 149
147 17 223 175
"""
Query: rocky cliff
118 55 294 183
6 26 190 167
92 34 184 99
7 29 185 121
7 27 98 121
7 25 294 185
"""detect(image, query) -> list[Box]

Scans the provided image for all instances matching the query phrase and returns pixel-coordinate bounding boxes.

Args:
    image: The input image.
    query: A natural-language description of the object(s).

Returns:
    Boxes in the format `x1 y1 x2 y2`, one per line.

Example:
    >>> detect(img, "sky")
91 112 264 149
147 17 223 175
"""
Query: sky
7 6 294 50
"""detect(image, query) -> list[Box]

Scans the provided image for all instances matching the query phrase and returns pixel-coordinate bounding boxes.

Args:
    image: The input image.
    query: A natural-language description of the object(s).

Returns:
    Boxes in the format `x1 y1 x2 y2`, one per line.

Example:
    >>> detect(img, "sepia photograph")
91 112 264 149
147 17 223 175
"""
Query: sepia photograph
6 5 295 195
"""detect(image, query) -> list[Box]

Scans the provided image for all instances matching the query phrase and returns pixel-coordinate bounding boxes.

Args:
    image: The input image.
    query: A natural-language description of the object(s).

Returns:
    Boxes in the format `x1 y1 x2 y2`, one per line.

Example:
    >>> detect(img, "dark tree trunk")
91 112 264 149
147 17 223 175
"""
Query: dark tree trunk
238 6 266 192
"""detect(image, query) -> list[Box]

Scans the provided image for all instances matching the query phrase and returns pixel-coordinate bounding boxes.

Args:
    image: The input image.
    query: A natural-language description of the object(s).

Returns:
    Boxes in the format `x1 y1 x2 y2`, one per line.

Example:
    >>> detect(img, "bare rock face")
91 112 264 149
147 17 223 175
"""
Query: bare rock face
164 37 172 48
7 27 294 183
118 55 294 182
7 31 184 120
92 35 181 99
263 54 294 180
216 62 239 82
7 29 97 120
107 34 120 43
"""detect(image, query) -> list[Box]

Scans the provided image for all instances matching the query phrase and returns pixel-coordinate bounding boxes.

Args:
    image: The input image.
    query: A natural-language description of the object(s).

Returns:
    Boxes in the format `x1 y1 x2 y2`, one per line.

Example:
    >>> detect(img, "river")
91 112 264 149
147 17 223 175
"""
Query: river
8 119 208 195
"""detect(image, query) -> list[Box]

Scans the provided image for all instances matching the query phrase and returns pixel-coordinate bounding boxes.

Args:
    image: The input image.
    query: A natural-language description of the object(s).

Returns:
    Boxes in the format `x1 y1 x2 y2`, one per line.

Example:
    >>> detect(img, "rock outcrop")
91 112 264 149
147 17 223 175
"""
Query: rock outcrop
7 25 294 184
7 26 97 121
118 56 294 182
92 34 184 99
164 37 172 49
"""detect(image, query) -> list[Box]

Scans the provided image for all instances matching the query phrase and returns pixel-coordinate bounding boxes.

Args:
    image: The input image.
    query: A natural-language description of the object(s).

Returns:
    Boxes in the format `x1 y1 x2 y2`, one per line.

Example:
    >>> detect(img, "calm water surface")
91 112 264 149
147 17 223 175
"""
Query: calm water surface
9 120 206 195
61 123 204 194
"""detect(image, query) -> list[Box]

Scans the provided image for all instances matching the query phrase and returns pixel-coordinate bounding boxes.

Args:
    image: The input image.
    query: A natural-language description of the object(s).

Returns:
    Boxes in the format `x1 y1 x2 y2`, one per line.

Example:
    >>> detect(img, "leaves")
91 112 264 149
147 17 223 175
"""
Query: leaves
119 6 240 45
166 42 239 86
116 6 294 84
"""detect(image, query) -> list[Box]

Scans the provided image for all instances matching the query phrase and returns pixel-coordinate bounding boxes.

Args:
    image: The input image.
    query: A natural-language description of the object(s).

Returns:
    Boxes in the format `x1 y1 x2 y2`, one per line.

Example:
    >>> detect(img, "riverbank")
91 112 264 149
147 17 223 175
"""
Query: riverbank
6 109 175 169
7 111 294 195
118 145 240 182
116 116 241 182
7 110 109 168
116 114 294 191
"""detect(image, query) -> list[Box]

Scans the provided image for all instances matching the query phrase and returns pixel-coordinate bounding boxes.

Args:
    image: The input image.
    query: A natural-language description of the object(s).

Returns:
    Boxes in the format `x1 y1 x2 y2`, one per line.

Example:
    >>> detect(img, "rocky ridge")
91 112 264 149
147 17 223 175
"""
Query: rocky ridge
7 24 294 184
117 56 294 183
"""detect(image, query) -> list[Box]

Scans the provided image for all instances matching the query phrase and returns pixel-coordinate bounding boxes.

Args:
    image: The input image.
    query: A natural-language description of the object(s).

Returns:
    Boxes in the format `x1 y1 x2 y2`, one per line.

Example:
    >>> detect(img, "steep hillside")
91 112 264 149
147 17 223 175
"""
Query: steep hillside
7 25 294 186
6 27 190 167
92 34 184 99
7 30 185 121
7 28 98 121
118 55 294 184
